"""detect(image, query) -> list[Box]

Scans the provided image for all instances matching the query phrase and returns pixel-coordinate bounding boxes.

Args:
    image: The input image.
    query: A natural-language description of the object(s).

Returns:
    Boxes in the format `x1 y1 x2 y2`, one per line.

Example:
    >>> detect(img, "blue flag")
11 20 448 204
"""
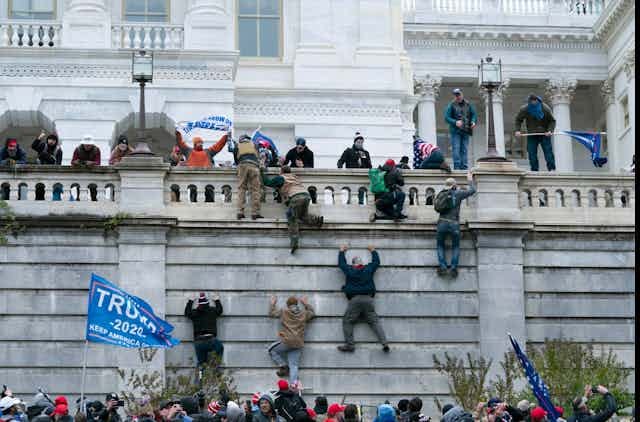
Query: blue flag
252 129 280 156
562 131 608 167
509 334 559 422
86 273 179 348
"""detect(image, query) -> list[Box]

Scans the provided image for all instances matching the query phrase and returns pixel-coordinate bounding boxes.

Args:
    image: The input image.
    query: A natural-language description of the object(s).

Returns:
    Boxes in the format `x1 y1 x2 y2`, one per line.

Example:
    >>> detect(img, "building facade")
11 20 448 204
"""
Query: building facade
0 0 633 170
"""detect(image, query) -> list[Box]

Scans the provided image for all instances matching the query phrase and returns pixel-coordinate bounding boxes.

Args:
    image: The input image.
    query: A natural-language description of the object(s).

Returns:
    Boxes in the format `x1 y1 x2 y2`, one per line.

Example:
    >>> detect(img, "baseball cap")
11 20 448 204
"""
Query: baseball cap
6 139 17 147
530 407 547 422
105 393 119 402
0 396 22 411
160 399 180 410
327 403 346 416
277 379 289 391
52 404 69 416
452 88 463 95
295 137 306 146
487 398 502 409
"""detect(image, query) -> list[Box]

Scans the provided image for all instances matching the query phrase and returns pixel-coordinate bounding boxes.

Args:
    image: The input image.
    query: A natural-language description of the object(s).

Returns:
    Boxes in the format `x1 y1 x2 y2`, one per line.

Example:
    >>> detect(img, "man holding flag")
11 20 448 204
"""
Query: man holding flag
514 94 557 172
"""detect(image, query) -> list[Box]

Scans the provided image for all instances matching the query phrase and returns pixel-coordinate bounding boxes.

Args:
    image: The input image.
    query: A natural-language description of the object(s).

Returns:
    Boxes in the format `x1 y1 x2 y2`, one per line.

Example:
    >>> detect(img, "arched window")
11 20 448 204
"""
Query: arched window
588 189 598 207
205 185 215 203
35 183 45 201
521 190 532 208
188 185 198 203
221 185 232 203
0 183 9 200
323 187 335 205
554 190 565 208
538 190 548 207
170 184 180 202
620 190 630 208
18 183 28 200
88 183 98 202
604 190 614 208
340 187 351 205
104 184 115 202
307 187 317 204
52 183 63 201
358 187 368 206
409 187 419 206
425 188 435 206
571 190 581 207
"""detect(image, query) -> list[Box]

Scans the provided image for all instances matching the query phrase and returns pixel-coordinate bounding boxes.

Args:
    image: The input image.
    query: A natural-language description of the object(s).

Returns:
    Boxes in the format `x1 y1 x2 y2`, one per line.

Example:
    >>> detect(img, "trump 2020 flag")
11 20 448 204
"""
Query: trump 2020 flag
509 334 559 422
86 273 179 348
562 131 608 167
252 129 280 156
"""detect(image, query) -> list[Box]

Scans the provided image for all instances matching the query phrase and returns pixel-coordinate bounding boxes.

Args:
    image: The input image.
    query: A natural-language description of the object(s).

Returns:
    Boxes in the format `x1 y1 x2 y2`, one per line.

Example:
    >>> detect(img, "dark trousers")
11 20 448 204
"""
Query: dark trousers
436 220 461 270
374 191 406 217
419 150 445 169
194 337 224 366
287 193 322 246
527 135 556 171
342 295 387 346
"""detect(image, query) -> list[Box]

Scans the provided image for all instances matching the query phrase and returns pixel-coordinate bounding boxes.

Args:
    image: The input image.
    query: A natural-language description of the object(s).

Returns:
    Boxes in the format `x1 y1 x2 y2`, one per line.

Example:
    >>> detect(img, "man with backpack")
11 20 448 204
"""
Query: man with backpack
369 159 407 222
434 171 475 278
274 380 306 422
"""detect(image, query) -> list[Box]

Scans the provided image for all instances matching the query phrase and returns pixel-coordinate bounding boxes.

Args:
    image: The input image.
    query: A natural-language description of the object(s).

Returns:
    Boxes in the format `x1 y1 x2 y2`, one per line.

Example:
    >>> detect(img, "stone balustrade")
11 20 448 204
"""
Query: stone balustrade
0 21 61 48
410 0 603 16
111 24 184 50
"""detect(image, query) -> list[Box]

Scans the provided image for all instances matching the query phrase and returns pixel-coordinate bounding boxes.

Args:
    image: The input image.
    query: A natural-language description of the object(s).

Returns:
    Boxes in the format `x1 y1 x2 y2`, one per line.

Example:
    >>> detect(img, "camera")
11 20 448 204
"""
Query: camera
591 387 599 394
116 400 125 407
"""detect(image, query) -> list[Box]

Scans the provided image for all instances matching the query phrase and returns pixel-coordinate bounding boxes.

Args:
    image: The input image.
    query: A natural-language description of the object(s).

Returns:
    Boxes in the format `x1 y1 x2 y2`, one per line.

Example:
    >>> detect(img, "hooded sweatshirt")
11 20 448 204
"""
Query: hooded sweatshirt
337 141 372 169
338 250 379 299
225 403 245 422
269 302 315 348
254 396 284 422
0 140 27 165
373 405 396 422
184 299 224 338
176 131 228 168
442 406 473 422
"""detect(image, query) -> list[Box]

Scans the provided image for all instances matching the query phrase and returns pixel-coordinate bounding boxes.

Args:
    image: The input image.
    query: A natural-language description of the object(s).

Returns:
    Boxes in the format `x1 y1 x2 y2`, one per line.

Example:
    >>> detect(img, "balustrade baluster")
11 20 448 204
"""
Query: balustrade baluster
133 27 141 49
0 25 8 47
140 27 147 49
112 26 121 49
152 27 161 49
11 24 20 47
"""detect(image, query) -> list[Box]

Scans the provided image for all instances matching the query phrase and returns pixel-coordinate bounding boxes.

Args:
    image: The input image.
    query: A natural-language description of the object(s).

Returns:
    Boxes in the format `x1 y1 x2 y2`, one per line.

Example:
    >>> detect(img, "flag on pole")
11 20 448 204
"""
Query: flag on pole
252 128 280 156
86 273 180 348
561 131 608 167
508 334 559 422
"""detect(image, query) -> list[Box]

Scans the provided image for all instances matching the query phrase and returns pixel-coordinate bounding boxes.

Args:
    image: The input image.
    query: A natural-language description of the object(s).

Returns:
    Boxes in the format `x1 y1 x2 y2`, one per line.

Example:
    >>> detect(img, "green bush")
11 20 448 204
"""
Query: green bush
432 352 492 412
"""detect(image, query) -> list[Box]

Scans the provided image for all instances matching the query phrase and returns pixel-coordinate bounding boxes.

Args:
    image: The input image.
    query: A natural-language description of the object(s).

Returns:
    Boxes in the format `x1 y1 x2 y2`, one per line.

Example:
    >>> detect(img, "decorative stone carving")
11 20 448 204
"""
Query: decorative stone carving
601 79 615 107
413 75 441 101
233 103 401 119
546 77 577 104
623 48 635 81
404 37 601 51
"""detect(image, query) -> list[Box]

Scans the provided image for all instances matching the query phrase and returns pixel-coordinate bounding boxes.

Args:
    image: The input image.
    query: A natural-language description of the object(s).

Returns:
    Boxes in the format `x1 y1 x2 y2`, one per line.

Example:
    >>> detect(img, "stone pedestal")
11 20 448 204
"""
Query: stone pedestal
546 78 577 172
62 0 110 49
116 156 170 215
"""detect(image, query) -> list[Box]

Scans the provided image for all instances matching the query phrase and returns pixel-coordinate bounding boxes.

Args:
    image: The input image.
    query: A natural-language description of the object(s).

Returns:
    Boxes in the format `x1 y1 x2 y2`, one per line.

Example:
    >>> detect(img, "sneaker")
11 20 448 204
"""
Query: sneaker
437 267 447 276
337 344 355 352
276 365 290 377
237 213 245 220
369 213 377 223
382 344 390 353
290 239 299 254
450 268 458 278
251 214 264 220
398 214 408 219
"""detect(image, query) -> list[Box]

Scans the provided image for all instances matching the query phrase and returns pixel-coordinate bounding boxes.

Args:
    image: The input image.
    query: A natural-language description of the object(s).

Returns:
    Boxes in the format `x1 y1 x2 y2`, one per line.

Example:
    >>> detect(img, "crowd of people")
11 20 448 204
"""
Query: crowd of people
0 383 622 422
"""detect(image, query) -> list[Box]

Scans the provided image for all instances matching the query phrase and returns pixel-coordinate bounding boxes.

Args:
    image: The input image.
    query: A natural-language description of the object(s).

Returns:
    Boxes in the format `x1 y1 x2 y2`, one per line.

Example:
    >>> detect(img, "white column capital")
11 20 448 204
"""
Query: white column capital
478 78 511 103
66 0 107 12
601 78 615 107
413 75 442 102
624 48 635 81
545 77 577 105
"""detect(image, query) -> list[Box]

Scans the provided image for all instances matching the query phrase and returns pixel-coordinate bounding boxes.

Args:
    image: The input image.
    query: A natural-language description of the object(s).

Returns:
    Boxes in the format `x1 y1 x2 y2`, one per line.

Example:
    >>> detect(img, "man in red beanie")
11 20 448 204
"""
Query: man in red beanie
0 138 27 166
370 159 406 222
274 380 306 422
325 404 346 422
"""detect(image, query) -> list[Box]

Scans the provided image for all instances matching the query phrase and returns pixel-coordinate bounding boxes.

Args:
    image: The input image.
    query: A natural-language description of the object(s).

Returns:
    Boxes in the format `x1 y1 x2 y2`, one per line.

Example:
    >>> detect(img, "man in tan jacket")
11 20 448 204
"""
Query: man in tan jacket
268 295 315 385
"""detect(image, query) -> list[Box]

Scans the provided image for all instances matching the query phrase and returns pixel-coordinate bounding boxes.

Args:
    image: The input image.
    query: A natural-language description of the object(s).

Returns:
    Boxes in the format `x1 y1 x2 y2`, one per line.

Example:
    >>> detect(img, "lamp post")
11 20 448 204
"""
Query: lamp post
130 50 154 156
477 55 508 162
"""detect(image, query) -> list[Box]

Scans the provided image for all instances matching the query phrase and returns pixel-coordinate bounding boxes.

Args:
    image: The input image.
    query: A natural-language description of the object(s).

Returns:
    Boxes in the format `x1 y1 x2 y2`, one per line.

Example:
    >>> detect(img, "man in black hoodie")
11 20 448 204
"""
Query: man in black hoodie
337 132 372 169
32 131 63 165
185 293 224 368
371 159 406 222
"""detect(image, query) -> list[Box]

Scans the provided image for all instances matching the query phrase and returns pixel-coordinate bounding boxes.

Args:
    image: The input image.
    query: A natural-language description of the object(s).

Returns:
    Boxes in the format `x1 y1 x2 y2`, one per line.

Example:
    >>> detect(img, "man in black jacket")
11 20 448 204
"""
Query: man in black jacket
569 385 616 422
32 131 62 165
282 138 314 168
185 293 224 368
337 132 372 169
274 380 306 422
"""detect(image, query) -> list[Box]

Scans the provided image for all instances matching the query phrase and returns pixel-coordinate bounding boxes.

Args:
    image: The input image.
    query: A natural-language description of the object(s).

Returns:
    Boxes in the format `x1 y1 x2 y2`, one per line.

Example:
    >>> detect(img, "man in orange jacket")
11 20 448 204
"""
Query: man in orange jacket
175 130 229 168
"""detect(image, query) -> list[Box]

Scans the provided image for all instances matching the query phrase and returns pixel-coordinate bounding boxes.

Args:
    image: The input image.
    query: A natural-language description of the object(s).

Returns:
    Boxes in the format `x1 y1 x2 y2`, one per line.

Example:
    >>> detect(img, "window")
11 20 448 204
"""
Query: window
124 0 168 22
621 96 630 129
9 0 55 19
238 0 281 58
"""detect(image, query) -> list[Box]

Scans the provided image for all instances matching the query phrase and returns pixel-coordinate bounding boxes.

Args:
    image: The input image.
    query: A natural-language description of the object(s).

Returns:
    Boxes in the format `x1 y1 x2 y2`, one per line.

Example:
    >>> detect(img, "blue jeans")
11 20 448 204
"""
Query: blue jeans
450 132 470 170
527 135 556 171
436 220 461 270
268 341 302 384
194 337 224 366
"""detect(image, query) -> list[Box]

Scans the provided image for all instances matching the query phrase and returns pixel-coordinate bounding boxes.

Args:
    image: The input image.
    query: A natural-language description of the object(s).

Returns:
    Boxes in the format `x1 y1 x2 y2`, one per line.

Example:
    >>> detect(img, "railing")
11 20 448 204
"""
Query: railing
0 21 61 48
111 24 184 50
431 0 484 13
411 0 604 17
499 0 550 15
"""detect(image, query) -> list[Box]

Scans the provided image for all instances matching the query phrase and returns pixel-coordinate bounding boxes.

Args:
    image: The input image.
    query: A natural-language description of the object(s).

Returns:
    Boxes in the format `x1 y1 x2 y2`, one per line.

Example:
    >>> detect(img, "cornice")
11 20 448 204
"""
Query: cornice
593 0 635 42
233 103 402 120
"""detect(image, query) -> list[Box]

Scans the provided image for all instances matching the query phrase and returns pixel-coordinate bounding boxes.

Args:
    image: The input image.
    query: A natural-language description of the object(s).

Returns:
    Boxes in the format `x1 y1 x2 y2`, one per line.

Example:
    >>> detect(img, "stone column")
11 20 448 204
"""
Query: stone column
184 0 232 50
62 0 110 48
401 95 419 159
546 78 577 172
479 80 510 157
623 49 635 155
601 79 618 173
414 75 441 144
298 0 333 49
357 0 392 50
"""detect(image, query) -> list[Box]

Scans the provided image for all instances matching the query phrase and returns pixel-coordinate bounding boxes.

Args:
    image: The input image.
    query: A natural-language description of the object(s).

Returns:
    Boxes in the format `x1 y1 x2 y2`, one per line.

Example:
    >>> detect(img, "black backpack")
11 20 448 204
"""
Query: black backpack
434 189 455 213
276 395 305 422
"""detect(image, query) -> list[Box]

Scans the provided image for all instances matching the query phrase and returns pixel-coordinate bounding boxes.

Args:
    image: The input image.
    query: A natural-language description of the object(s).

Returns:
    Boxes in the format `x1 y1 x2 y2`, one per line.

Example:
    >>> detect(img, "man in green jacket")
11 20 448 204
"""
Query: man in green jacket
514 93 557 172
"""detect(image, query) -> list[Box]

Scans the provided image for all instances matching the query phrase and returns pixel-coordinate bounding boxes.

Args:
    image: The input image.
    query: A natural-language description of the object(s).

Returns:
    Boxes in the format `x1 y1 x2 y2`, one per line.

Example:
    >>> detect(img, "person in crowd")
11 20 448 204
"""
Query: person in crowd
312 399 327 422
184 293 224 370
27 392 53 422
0 396 24 422
397 401 409 422
256 140 279 168
0 387 11 399
398 156 411 170
373 404 396 422
370 159 407 222
294 409 316 422
208 401 222 418
109 135 134 165
0 138 27 166
268 295 315 384
233 134 263 220
514 401 533 422
223 403 245 422
403 398 424 422
274 380 306 422
167 146 186 167
337 132 372 169
343 405 359 422
158 400 188 422
336 244 389 353
514 93 557 172
324 405 345 422
442 404 473 422
31 131 62 165
52 403 73 422
444 88 477 170
175 130 229 169
569 385 616 422
434 171 475 278
254 395 284 422
97 394 122 422
530 407 547 422
262 165 324 254
554 406 566 422
71 136 101 166
413 136 451 172
282 138 314 168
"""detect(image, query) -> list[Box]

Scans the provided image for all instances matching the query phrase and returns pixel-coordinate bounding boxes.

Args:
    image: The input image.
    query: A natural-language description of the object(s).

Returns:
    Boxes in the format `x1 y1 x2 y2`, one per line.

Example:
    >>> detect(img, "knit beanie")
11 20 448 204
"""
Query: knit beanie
198 292 209 306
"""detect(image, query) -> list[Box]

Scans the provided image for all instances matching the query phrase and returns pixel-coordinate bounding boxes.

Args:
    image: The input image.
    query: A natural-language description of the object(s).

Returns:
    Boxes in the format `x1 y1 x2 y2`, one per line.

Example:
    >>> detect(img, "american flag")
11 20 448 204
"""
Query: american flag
509 334 559 422
413 137 439 169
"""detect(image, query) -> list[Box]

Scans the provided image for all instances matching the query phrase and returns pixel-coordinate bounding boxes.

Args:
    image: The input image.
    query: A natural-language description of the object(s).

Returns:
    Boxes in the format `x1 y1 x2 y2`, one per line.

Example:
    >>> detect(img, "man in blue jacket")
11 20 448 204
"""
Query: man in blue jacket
336 244 389 353
444 89 477 170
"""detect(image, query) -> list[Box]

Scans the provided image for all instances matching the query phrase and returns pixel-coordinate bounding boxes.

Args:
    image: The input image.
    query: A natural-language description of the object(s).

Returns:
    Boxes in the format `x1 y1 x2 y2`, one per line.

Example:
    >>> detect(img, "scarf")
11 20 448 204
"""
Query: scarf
527 98 544 120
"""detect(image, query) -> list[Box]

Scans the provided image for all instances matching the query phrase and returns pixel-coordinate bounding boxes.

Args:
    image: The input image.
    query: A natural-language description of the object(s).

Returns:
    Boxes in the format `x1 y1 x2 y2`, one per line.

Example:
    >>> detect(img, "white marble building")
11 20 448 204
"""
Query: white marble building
0 0 634 171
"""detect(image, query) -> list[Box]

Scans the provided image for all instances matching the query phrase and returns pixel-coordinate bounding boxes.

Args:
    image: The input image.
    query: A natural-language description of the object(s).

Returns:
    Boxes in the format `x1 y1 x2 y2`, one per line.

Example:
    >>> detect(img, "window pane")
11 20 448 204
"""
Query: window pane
259 18 279 57
239 17 258 56
148 0 166 13
259 0 279 15
125 0 145 13
124 14 148 22
239 0 258 15
31 0 54 12
11 0 30 11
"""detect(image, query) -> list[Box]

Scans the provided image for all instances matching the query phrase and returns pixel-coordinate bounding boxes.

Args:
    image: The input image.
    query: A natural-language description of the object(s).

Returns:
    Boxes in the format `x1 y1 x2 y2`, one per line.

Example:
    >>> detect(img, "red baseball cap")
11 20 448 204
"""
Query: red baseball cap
327 404 346 416
554 406 564 417
385 159 396 168
306 409 317 420
277 379 289 391
531 407 547 422
6 139 17 147
53 404 69 416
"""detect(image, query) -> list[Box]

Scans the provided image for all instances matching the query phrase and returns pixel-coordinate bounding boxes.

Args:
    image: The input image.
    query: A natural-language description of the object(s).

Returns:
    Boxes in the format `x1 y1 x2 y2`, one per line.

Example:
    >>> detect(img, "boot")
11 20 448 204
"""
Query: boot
276 365 290 377
237 213 245 220
290 238 299 254
251 214 264 220
337 344 355 352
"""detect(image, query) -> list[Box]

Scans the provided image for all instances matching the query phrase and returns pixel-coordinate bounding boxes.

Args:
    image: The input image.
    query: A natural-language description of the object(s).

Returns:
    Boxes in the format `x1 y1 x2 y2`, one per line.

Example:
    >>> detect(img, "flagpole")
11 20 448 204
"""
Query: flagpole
80 340 89 414
518 132 606 137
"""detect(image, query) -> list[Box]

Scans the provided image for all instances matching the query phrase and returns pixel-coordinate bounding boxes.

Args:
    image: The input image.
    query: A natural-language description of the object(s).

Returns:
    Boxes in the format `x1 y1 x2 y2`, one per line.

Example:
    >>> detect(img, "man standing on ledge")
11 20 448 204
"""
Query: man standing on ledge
514 93 556 172
282 138 314 168
444 88 477 170
336 244 389 353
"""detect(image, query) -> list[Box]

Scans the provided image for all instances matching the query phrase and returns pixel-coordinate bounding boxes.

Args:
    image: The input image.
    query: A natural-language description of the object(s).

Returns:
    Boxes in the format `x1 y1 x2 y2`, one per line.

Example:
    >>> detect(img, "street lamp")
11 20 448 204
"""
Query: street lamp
477 55 508 162
130 50 154 156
